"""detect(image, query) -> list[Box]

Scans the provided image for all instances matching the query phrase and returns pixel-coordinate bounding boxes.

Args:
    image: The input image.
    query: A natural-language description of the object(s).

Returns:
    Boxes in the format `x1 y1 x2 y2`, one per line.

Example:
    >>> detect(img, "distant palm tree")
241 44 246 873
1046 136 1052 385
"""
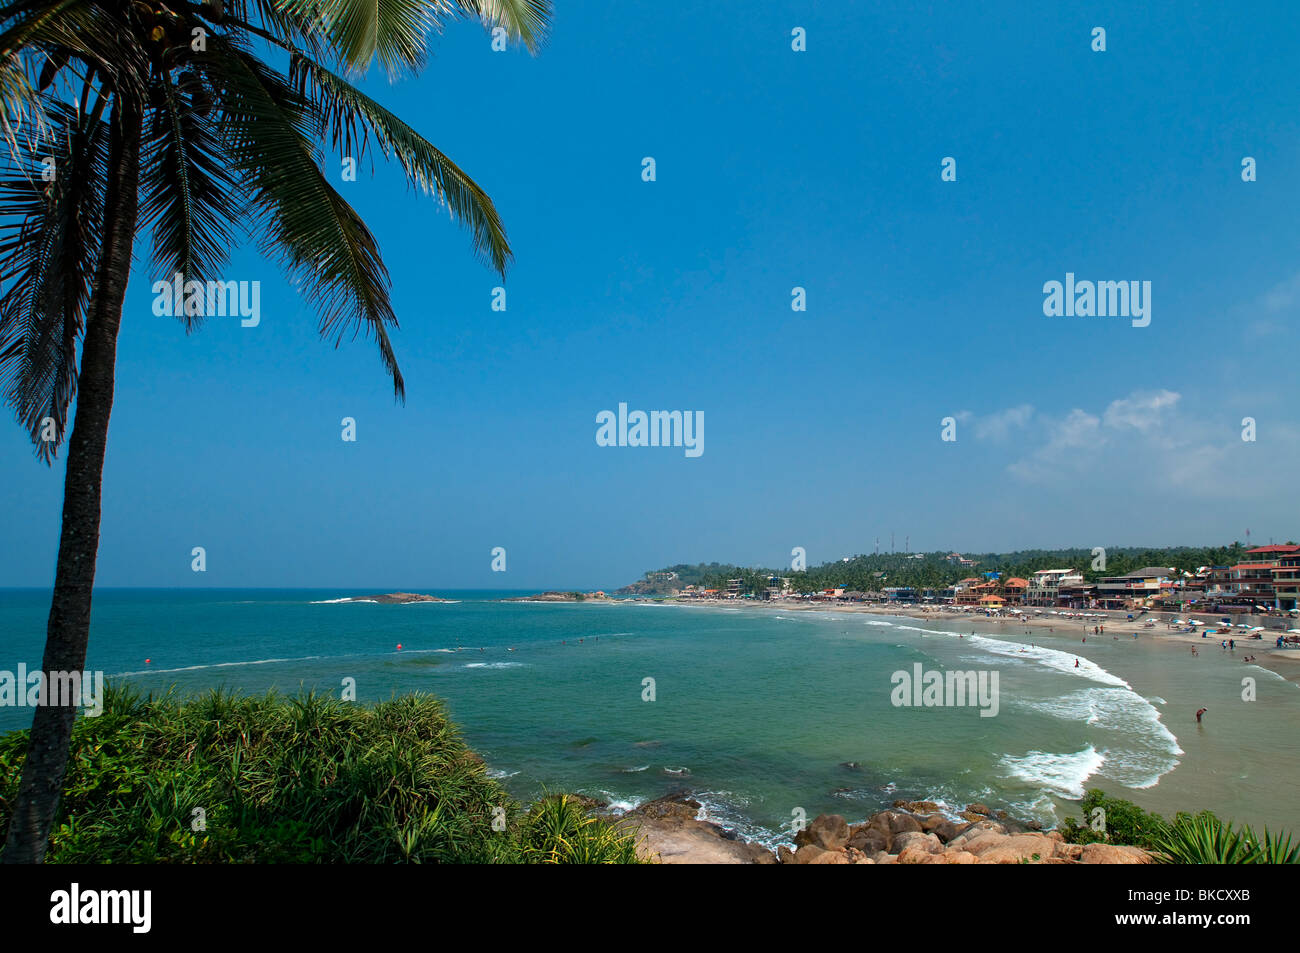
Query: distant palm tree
0 0 549 863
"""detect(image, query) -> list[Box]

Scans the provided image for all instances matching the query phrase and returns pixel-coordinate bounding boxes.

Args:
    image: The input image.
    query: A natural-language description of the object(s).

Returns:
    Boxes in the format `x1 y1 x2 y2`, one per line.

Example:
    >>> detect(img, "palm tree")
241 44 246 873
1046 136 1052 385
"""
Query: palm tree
0 0 549 863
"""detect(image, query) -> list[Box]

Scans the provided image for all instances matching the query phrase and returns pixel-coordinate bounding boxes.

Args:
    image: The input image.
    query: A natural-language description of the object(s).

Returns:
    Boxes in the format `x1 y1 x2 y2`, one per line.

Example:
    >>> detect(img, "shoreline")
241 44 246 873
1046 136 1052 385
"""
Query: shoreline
612 596 1300 684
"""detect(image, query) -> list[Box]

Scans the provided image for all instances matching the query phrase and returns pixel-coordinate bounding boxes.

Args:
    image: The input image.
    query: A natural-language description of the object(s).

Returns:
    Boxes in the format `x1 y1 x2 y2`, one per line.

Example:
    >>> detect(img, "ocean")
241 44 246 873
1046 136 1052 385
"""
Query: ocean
2 588 1297 846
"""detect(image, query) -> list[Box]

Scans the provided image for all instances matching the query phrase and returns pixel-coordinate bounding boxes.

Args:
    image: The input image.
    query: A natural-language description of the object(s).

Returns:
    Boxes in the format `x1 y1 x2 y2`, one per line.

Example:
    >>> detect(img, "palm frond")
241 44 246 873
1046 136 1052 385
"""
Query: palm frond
289 51 509 274
207 39 404 397
0 99 107 460
139 74 243 327
450 0 549 53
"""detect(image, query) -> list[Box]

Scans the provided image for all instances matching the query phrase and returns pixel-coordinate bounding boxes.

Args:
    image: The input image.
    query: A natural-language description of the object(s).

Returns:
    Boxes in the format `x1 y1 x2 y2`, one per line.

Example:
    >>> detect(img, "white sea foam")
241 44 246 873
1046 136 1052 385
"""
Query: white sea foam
596 793 643 813
463 662 527 670
113 655 324 677
998 746 1106 799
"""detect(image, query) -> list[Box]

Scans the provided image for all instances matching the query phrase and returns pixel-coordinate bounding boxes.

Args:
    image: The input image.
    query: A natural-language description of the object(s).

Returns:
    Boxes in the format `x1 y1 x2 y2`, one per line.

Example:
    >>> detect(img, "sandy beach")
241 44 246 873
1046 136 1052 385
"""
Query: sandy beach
630 597 1300 684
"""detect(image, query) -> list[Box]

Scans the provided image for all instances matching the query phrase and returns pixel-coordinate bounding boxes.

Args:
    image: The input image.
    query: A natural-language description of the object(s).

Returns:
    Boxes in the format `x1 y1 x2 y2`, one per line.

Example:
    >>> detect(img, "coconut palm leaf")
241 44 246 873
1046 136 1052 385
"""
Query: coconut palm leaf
288 51 509 273
207 38 403 395
0 99 106 459
139 77 242 327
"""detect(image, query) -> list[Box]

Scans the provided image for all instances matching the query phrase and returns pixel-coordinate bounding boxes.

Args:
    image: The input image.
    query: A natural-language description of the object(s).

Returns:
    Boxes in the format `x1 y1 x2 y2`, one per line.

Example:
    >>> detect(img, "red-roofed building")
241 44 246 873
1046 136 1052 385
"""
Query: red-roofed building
1246 544 1300 557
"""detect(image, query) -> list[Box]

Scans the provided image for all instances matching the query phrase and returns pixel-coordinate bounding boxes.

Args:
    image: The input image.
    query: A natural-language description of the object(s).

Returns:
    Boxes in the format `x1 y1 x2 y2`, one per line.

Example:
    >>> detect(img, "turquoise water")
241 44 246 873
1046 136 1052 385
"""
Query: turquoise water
2 589 1297 845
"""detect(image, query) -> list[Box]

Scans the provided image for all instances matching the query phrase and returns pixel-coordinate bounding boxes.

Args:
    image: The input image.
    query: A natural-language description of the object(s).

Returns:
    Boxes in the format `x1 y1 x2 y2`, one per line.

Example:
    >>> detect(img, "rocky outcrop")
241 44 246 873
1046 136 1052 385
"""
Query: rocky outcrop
774 806 1154 866
609 796 1154 865
614 794 778 864
348 592 446 604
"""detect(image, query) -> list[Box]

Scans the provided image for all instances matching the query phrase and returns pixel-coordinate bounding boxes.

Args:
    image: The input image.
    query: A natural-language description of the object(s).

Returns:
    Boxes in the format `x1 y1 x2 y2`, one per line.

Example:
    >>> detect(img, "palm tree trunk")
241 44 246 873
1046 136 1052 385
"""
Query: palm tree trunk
2 101 141 864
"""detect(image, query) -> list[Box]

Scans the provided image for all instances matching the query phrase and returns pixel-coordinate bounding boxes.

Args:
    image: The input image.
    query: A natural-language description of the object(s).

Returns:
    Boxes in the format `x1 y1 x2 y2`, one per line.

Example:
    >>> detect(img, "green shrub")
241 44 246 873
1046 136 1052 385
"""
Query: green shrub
1060 789 1297 864
1151 813 1300 865
0 686 640 864
1059 789 1171 849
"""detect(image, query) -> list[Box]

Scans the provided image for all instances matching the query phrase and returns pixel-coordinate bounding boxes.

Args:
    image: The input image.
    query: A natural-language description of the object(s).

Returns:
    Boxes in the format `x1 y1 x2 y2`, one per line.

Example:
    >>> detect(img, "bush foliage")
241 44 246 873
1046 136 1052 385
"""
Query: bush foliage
0 687 641 864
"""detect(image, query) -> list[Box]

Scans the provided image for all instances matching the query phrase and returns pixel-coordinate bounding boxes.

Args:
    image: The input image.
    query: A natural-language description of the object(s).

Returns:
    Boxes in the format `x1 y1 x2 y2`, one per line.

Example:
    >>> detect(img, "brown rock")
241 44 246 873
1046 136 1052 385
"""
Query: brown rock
892 831 944 855
966 802 992 816
941 850 979 864
777 845 797 864
809 851 852 864
1080 843 1152 864
919 813 961 843
946 820 1007 851
847 828 890 854
895 799 943 814
966 833 1057 863
898 845 945 864
795 813 851 851
793 845 830 864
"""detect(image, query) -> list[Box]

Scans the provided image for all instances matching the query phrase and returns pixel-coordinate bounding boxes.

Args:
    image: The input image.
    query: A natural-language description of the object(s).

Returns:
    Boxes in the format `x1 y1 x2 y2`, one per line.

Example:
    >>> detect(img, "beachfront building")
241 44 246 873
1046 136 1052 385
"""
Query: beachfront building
1056 578 1096 609
1229 563 1278 609
884 587 918 603
1272 553 1300 611
951 577 984 606
1024 569 1083 607
1095 567 1175 609
1002 577 1028 605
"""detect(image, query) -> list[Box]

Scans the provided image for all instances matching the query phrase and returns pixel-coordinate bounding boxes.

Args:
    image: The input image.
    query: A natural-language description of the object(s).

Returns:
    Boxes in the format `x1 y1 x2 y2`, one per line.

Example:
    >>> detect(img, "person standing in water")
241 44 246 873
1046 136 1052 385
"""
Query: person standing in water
1196 707 1208 723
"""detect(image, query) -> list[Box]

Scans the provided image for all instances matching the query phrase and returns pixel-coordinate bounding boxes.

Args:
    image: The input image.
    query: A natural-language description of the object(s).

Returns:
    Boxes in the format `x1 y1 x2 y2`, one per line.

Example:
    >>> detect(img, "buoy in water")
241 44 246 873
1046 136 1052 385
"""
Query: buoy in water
396 643 403 651
145 659 151 665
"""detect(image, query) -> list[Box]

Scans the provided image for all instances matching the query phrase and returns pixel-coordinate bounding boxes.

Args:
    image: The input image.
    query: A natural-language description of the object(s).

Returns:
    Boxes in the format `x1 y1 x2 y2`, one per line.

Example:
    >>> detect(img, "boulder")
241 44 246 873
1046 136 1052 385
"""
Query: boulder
777 844 797 865
894 799 943 814
795 813 850 851
941 850 979 864
795 845 851 864
966 802 992 816
962 833 1057 863
793 844 831 864
897 845 945 864
919 813 961 843
946 820 1006 851
847 828 890 854
892 831 944 855
1080 843 1152 864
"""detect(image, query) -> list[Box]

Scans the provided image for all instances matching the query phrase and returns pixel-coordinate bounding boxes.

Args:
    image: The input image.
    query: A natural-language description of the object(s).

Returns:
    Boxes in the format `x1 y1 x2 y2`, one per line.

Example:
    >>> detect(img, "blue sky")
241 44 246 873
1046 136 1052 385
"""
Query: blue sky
3 1 1299 590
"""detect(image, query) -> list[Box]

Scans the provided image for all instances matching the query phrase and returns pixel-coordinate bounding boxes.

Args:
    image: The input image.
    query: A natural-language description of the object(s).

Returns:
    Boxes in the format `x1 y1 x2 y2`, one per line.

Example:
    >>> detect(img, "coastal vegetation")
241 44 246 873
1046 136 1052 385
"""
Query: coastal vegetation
1060 789 1299 864
0 687 640 864
634 544 1257 597
0 0 548 862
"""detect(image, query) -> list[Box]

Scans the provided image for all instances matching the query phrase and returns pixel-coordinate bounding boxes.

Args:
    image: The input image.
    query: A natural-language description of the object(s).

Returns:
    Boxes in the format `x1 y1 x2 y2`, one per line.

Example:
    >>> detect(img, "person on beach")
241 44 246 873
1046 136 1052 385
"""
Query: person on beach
1229 638 1235 650
1196 708 1208 723
1074 659 1080 668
